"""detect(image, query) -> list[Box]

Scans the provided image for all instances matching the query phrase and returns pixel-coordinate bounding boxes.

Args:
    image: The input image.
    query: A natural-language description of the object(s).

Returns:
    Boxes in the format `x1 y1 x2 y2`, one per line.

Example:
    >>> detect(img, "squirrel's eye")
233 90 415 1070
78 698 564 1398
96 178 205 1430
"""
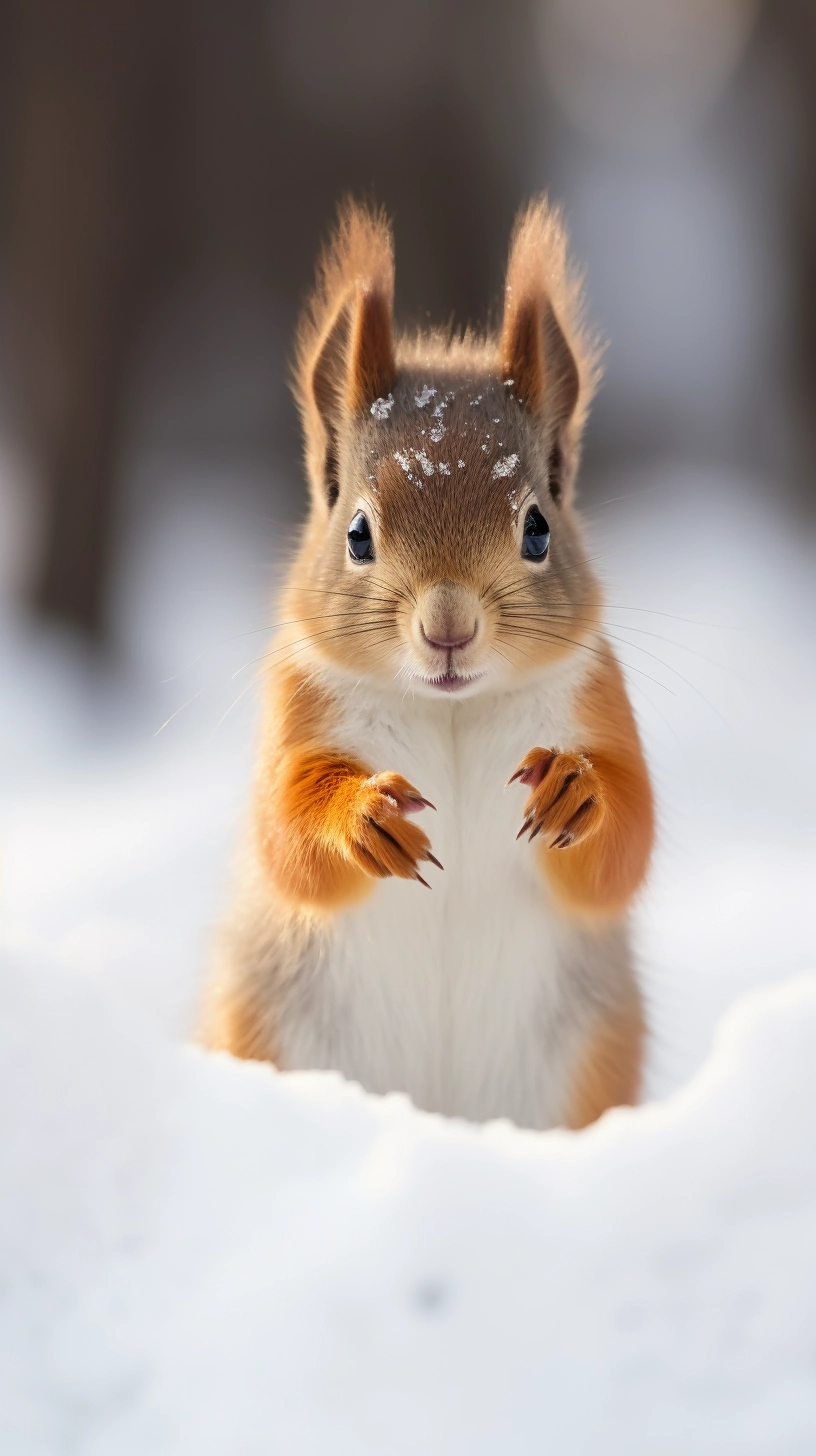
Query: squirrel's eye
347 511 374 562
521 506 550 561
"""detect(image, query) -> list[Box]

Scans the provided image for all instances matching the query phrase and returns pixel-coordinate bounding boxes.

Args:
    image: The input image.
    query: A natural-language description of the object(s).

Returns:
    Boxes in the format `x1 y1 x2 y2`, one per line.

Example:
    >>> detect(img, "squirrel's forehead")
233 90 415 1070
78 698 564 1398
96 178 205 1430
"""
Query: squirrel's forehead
361 376 527 501
373 444 525 497
364 435 527 506
383 375 511 427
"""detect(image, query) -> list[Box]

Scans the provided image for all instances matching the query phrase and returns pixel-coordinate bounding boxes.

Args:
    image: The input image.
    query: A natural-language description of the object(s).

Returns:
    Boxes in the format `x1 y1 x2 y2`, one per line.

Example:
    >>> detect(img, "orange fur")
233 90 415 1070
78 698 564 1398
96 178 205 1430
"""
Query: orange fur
254 668 437 911
563 1003 645 1129
203 975 282 1064
513 650 654 915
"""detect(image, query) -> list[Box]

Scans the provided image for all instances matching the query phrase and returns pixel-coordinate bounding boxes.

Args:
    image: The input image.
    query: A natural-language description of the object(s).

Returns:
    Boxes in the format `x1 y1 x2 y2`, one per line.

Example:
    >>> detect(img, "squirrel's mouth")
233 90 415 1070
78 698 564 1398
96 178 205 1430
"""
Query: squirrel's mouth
424 670 485 694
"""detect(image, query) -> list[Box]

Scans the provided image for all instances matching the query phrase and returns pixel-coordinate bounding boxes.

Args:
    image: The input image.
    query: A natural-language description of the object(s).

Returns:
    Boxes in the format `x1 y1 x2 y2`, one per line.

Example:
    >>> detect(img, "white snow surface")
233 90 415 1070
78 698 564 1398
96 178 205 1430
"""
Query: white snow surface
3 947 816 1454
1 462 815 1451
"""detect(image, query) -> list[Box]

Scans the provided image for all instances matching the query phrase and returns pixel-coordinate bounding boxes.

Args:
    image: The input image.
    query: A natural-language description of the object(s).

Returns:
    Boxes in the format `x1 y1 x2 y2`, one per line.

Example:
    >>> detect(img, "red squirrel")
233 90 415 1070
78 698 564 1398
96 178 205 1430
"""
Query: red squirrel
203 199 654 1131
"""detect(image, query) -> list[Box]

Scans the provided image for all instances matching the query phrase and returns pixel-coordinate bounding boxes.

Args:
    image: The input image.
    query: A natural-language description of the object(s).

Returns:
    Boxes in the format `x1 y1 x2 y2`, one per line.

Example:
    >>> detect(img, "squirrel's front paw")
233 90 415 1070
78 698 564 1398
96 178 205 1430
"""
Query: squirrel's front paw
347 772 442 887
508 748 604 850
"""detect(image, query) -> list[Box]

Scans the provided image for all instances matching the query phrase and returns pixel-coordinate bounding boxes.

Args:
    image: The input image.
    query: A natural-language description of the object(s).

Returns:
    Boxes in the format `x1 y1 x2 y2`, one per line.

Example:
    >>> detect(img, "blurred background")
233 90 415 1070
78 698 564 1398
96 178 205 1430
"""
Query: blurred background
0 0 815 643
0 0 814 1095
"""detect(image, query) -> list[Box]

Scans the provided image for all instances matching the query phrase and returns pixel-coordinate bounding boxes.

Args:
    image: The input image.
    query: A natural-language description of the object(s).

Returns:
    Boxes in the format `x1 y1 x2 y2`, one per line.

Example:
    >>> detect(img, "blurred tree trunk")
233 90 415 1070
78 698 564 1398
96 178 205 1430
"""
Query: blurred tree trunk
5 0 186 638
772 0 816 509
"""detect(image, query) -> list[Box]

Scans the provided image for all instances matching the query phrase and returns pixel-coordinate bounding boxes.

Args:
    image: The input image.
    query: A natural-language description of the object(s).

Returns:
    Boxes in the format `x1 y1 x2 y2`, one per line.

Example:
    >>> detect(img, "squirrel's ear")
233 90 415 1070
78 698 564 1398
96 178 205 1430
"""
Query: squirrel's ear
311 281 395 420
499 199 601 499
296 202 395 508
501 291 579 425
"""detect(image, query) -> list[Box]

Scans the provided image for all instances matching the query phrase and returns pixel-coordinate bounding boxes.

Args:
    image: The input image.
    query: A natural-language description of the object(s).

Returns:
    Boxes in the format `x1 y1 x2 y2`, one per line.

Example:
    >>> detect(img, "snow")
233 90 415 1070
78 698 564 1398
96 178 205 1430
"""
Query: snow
414 384 436 408
3 941 816 1454
393 449 418 485
413 447 435 477
370 393 394 420
492 451 520 479
1 461 815 1451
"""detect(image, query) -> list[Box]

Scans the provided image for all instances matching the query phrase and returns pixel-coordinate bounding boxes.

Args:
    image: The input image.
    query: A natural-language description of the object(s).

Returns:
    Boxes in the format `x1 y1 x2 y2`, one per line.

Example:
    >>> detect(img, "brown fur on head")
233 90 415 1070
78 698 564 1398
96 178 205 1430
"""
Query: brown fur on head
287 198 605 699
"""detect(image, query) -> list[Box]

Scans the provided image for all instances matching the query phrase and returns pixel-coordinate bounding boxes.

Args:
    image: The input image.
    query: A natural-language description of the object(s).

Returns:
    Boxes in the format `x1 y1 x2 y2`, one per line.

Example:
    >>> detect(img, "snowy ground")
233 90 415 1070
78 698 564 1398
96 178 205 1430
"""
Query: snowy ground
1 459 815 1451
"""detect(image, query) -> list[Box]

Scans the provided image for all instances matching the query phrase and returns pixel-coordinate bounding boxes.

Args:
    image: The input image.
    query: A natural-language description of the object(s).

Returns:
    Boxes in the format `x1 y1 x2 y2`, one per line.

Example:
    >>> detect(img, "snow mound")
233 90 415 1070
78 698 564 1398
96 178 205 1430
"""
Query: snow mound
2 947 815 1455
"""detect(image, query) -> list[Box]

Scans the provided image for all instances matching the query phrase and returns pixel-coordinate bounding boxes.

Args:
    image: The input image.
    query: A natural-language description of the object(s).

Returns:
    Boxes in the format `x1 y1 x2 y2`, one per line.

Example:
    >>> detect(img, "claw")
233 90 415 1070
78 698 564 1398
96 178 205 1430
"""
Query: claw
414 871 431 889
516 816 534 841
553 797 596 850
404 794 436 814
369 818 416 870
529 821 543 841
424 852 444 871
550 770 580 808
368 817 400 846
356 841 386 876
507 751 557 791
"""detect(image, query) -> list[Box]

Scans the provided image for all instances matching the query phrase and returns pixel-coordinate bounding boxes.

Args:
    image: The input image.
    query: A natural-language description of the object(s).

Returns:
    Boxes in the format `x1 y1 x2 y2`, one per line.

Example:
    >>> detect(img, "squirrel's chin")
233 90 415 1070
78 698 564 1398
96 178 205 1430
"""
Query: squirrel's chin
411 670 488 698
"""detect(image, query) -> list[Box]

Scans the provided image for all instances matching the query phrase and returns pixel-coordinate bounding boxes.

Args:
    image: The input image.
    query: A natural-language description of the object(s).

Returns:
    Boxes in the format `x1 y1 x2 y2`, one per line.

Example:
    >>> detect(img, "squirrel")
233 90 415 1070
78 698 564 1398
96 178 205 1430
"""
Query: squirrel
202 198 654 1131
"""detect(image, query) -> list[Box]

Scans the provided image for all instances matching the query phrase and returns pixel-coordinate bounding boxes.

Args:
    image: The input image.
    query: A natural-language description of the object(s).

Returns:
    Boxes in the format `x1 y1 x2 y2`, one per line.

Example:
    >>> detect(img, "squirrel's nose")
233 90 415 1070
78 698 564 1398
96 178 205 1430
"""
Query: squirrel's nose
416 579 480 656
421 625 476 651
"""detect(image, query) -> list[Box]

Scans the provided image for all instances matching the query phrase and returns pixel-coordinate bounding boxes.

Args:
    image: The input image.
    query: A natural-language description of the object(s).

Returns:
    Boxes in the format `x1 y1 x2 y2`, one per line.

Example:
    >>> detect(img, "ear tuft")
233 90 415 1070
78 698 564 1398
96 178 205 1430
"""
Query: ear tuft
295 201 396 506
500 199 602 494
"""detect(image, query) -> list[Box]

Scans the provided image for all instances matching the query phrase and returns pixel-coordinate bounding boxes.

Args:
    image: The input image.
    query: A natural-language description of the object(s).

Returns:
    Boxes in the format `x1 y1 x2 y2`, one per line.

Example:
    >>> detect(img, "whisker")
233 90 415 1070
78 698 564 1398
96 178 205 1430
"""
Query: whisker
244 626 402 678
581 482 663 512
482 574 737 631
498 625 677 695
499 612 733 724
497 620 685 751
159 604 400 683
154 687 207 736
233 614 402 666
499 609 741 679
291 584 416 608
210 672 265 737
563 602 737 630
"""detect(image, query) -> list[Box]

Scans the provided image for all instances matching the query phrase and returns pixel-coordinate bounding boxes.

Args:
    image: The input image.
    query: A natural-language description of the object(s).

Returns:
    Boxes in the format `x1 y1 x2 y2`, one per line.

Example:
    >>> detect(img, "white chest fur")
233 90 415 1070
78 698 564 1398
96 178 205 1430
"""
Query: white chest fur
275 657 633 1130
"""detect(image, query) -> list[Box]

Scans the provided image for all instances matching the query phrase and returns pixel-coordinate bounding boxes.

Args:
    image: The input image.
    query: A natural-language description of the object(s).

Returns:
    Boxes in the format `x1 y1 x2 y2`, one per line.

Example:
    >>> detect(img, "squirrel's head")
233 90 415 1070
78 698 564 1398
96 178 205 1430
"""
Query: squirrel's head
288 199 604 699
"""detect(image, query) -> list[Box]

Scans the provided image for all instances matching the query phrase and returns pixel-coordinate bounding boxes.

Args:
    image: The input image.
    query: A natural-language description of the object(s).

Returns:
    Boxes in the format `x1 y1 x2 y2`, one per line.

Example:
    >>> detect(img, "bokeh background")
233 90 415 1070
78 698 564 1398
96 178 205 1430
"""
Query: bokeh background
1 0 815 641
0 0 814 1097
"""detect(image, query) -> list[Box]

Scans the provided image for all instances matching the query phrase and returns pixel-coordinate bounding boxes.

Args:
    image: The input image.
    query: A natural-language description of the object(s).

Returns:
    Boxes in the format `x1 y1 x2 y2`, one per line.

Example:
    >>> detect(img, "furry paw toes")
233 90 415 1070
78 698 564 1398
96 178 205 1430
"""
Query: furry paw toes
365 771 436 815
350 773 442 886
510 747 604 850
507 747 558 792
